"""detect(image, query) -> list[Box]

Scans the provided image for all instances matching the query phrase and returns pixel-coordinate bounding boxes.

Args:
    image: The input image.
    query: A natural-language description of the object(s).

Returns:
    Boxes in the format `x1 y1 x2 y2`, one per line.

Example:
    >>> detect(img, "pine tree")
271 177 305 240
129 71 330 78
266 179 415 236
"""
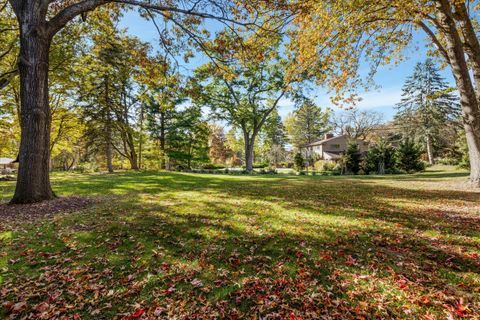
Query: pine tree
285 99 331 150
395 59 461 165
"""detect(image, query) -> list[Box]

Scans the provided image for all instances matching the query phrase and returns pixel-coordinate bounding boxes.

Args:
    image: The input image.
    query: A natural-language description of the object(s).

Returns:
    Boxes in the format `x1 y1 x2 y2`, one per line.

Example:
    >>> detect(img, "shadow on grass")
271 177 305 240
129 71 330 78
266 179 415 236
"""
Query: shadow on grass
1 170 479 318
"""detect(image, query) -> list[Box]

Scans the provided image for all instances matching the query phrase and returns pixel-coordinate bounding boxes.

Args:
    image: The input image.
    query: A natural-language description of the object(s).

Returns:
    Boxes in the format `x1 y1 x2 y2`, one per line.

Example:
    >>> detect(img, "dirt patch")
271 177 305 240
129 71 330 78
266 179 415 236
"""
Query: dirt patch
0 196 96 224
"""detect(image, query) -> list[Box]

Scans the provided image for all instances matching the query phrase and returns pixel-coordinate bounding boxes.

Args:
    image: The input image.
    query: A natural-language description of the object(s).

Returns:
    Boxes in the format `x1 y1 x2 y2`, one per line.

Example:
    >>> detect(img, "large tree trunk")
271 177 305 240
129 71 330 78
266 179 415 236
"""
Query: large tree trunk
245 142 254 172
159 112 166 170
426 135 435 165
436 1 480 186
129 149 139 170
243 132 256 173
138 105 144 170
105 123 114 173
10 11 55 204
104 77 114 173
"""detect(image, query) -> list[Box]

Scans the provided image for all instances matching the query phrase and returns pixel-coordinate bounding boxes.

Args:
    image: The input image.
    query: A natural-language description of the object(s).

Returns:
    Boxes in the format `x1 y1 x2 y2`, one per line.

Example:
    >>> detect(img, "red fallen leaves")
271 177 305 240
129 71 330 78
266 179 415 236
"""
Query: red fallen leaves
289 312 304 320
319 253 333 261
345 255 356 266
2 301 27 314
163 284 176 296
122 308 145 320
396 279 408 290
443 299 469 318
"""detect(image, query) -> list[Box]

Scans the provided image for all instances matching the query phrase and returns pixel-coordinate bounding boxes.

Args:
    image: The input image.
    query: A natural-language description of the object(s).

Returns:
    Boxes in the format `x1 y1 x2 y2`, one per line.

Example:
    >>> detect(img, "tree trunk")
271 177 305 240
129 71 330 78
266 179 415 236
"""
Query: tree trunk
435 1 480 185
104 77 114 173
129 150 139 170
243 131 256 173
159 112 166 170
378 160 385 175
426 135 435 165
245 142 254 172
138 105 144 170
105 123 114 173
10 13 55 204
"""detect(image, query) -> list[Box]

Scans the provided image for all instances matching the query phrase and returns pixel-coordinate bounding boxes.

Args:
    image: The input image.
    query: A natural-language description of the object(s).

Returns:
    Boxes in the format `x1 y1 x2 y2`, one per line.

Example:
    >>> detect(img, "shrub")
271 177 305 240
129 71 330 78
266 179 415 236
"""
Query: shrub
438 158 460 166
362 139 396 175
341 142 361 174
396 140 426 173
201 163 225 170
253 162 269 169
316 160 337 171
294 153 305 171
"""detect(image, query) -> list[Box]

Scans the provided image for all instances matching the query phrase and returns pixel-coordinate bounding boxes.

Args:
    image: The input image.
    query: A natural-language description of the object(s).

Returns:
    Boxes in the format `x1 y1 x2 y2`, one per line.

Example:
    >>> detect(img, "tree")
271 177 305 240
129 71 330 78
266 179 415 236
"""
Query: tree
341 141 361 175
76 22 145 172
208 124 228 165
225 128 244 167
362 138 396 175
396 139 425 173
143 73 186 169
395 59 461 165
284 99 331 149
191 31 294 172
294 152 304 171
166 106 210 169
283 0 480 186
333 109 383 140
260 109 287 166
4 0 270 203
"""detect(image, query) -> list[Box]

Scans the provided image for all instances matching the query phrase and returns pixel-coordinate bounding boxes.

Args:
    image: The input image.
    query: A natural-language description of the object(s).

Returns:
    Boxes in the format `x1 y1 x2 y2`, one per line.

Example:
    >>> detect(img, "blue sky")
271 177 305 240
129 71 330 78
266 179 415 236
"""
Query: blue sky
119 10 456 122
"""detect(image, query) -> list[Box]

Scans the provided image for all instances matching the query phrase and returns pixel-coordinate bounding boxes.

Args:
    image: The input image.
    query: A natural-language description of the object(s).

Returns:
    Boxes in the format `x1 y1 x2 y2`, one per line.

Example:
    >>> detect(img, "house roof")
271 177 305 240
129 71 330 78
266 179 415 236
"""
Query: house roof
304 134 348 147
0 158 14 165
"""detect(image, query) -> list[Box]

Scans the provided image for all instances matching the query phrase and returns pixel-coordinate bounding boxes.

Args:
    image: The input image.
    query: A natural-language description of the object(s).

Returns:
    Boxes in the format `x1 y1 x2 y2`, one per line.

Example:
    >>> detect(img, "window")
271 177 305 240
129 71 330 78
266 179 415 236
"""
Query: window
330 144 340 149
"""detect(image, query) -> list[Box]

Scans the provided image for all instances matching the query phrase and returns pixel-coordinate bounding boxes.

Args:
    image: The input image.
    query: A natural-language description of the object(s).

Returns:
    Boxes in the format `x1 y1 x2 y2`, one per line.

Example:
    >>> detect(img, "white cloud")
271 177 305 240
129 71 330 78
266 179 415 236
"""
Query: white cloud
355 87 403 110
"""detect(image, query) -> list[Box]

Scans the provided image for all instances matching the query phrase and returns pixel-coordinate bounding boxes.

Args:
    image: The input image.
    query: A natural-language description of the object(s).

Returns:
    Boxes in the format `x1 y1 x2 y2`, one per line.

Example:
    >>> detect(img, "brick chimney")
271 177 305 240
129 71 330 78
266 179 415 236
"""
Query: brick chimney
324 133 334 140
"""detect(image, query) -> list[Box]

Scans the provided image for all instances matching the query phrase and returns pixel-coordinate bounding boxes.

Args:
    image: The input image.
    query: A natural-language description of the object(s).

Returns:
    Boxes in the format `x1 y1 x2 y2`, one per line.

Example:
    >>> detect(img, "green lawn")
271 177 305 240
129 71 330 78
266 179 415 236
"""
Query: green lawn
1 167 479 319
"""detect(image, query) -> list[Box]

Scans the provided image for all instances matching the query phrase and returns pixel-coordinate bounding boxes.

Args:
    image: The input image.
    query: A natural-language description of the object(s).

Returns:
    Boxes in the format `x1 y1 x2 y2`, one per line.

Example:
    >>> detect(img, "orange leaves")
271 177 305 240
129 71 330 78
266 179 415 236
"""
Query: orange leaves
443 299 470 318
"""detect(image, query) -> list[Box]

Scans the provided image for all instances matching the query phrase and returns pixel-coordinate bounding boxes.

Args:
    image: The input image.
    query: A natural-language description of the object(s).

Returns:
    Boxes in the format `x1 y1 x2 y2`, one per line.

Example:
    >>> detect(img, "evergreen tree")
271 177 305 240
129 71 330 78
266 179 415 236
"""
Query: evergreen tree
285 99 331 149
362 139 396 175
395 59 461 165
341 142 361 175
396 140 425 173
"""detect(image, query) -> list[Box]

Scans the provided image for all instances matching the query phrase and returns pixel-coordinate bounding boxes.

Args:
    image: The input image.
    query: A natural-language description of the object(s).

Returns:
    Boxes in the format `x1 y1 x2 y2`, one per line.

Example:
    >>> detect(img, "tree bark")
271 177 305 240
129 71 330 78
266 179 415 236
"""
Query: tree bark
245 142 254 172
426 134 435 165
10 8 55 204
138 104 144 170
243 131 256 173
104 77 114 173
435 0 480 185
159 112 166 170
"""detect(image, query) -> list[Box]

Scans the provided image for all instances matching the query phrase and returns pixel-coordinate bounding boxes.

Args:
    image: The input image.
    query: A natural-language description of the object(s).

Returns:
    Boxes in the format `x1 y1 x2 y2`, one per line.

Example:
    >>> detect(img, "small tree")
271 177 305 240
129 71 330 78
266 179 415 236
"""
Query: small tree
362 139 396 175
342 142 361 175
284 99 331 149
396 140 425 173
294 152 305 172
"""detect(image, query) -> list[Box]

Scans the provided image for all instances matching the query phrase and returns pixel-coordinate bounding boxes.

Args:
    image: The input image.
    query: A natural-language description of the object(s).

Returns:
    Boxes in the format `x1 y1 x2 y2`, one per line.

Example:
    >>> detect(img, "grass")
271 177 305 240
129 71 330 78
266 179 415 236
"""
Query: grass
0 166 479 319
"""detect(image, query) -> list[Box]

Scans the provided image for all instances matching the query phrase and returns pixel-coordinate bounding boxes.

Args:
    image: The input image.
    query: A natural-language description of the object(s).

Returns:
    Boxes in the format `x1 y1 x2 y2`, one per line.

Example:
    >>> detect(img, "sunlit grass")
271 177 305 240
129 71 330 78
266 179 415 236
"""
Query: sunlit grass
0 166 478 318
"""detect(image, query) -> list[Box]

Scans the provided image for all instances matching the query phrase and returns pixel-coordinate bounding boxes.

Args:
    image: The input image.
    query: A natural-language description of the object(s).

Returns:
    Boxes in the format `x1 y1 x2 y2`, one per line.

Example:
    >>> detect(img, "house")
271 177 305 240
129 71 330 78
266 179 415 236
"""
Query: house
0 157 16 173
301 134 370 161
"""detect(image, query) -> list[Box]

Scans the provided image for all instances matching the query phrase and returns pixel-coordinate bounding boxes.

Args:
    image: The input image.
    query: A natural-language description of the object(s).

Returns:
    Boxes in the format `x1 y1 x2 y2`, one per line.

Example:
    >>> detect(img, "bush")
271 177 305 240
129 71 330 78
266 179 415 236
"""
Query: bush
362 139 396 175
314 160 337 171
341 142 361 174
201 163 225 170
294 153 305 171
396 140 426 173
253 162 269 169
438 158 460 166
